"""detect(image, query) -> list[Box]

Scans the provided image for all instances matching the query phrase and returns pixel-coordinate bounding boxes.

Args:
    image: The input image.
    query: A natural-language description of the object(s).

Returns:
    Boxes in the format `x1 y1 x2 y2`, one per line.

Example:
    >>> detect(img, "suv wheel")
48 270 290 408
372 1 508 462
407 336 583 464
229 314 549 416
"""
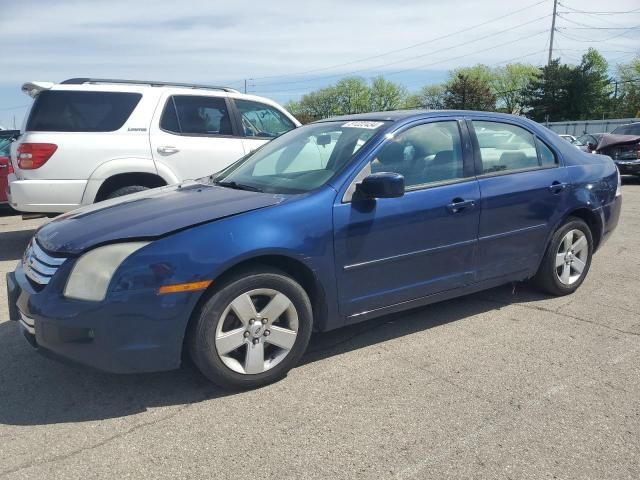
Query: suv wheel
533 217 593 296
106 185 149 199
188 268 313 389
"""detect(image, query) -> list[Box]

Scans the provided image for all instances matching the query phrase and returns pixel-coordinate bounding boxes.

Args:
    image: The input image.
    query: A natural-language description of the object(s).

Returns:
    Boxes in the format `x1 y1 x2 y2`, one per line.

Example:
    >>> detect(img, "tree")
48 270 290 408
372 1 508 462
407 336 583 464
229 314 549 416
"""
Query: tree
524 59 573 122
333 77 370 114
444 73 496 110
614 56 640 118
414 84 446 109
566 48 612 119
369 76 408 111
490 63 538 114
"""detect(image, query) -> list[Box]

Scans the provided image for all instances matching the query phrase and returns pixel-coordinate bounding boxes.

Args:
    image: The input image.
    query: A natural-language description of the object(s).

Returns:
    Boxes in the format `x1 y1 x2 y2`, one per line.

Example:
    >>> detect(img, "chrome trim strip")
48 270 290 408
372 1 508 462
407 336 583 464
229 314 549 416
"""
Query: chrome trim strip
19 314 35 335
24 266 51 285
32 240 66 266
478 223 547 242
343 238 476 271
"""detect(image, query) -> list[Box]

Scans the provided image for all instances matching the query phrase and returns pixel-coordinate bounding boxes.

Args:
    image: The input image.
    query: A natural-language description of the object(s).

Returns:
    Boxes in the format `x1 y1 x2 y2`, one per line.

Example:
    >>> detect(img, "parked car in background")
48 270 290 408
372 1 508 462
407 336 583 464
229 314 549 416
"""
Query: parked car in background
7 110 621 389
574 133 606 152
559 134 577 144
595 133 640 176
0 130 19 205
7 78 300 214
611 122 640 136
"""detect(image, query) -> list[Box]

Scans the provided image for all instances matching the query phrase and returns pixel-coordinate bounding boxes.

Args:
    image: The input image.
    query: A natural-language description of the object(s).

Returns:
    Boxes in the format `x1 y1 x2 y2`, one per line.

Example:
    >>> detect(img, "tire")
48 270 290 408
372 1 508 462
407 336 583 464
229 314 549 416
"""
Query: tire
533 217 593 296
105 185 149 199
188 268 313 389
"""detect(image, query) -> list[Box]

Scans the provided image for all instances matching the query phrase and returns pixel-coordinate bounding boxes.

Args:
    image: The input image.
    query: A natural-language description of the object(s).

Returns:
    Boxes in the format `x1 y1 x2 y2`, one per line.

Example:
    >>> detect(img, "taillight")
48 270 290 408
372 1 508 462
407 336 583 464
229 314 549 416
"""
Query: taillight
0 156 12 174
17 143 57 169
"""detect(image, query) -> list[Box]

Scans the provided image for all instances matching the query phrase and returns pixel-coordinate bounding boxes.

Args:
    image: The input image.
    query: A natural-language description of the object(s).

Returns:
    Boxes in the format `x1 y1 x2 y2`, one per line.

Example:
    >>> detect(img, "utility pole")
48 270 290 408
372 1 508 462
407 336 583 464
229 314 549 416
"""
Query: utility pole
244 79 247 94
548 0 558 65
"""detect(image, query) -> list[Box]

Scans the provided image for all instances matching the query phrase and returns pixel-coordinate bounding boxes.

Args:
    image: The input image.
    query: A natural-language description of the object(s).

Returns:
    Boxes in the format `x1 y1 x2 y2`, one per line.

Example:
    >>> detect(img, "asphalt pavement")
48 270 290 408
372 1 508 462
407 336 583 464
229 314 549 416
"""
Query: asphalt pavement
0 179 639 479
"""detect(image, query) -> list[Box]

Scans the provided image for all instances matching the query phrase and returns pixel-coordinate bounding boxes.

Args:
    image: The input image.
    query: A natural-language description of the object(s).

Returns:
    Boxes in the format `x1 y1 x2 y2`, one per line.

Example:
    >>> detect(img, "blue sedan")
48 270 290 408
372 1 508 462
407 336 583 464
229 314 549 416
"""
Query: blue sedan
7 110 622 388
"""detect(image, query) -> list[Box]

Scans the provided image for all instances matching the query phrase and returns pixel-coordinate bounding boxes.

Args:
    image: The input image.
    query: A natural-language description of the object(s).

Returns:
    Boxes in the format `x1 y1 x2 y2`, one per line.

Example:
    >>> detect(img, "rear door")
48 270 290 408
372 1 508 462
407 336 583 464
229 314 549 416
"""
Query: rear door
231 98 297 154
469 118 569 281
150 93 246 180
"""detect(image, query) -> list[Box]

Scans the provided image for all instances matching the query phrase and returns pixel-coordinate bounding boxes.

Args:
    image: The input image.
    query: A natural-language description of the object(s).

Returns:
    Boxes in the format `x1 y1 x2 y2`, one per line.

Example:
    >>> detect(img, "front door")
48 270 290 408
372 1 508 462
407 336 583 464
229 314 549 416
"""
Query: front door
469 119 569 281
333 120 481 318
150 93 246 181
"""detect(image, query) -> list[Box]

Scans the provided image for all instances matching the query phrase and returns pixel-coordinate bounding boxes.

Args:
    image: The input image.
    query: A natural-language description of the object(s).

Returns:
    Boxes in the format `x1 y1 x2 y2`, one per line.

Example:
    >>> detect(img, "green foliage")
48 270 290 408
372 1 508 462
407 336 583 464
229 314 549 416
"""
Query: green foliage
284 49 637 122
615 56 640 118
443 73 496 110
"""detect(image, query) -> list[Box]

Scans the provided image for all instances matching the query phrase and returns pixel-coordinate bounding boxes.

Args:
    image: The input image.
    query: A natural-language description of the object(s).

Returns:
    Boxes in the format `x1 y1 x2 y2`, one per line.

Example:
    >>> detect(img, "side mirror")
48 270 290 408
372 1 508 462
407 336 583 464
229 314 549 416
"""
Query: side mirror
355 172 405 199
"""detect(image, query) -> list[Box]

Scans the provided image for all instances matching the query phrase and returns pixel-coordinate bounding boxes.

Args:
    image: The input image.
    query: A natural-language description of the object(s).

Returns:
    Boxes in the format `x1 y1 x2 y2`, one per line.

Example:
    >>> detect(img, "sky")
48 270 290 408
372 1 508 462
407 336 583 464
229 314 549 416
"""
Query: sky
0 0 638 127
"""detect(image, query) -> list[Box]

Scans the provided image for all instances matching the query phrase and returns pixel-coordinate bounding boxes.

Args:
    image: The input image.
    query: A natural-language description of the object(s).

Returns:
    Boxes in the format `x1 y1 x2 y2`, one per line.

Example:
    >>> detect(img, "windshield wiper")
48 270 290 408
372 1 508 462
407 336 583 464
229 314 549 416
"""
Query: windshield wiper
214 180 263 193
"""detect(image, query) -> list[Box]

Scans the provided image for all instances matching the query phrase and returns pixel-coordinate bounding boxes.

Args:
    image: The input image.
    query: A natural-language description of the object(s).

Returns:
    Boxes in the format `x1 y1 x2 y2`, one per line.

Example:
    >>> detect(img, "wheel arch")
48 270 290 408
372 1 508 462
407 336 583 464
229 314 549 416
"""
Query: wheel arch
94 172 167 201
564 207 603 252
182 254 329 356
82 158 179 204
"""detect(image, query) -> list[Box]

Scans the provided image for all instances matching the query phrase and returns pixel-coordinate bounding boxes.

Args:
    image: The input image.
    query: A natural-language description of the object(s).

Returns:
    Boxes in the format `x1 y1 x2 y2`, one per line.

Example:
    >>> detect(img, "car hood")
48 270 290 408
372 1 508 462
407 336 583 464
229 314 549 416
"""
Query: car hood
596 133 640 151
36 181 287 255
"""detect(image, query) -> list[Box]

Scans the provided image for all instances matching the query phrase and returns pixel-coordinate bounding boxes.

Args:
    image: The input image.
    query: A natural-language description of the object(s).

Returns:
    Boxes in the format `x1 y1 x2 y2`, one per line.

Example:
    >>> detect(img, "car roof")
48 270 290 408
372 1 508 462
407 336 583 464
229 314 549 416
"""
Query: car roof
314 109 536 124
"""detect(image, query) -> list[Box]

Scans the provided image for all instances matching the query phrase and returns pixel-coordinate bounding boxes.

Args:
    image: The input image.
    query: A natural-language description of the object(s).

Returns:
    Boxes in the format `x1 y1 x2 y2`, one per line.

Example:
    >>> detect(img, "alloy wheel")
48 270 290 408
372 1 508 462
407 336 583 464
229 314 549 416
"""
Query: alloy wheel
555 229 589 286
214 288 299 375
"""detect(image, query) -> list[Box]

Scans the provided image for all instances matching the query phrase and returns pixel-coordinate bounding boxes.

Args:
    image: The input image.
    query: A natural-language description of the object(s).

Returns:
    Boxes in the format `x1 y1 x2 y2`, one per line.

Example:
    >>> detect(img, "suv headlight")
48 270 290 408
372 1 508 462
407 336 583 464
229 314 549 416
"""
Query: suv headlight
64 242 149 301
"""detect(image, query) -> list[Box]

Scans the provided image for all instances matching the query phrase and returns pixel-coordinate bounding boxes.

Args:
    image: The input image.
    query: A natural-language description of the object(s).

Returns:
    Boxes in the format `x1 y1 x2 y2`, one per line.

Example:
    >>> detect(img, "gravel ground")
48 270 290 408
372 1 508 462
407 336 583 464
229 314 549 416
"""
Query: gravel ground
0 179 639 480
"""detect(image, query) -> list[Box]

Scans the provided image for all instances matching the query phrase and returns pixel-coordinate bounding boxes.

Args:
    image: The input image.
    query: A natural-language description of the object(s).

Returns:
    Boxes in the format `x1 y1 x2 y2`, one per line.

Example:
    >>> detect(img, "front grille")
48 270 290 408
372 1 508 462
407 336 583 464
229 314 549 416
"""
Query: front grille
23 239 66 286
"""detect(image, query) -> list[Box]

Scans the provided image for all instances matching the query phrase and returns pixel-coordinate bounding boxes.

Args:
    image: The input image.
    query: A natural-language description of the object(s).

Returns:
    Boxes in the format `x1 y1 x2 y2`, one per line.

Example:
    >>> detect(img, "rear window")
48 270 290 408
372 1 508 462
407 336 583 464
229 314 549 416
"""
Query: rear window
612 124 640 136
26 90 142 132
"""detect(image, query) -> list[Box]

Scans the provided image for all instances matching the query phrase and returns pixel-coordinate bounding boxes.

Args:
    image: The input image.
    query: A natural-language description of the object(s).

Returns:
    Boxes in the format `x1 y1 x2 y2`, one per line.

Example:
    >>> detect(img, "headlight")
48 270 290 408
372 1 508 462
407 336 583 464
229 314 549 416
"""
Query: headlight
64 242 149 301
615 167 622 197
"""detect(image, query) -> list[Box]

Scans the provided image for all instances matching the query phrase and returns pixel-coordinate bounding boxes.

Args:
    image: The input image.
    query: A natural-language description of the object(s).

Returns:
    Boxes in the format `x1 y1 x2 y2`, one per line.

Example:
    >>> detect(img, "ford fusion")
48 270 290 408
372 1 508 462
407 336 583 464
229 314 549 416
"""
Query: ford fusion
7 111 621 389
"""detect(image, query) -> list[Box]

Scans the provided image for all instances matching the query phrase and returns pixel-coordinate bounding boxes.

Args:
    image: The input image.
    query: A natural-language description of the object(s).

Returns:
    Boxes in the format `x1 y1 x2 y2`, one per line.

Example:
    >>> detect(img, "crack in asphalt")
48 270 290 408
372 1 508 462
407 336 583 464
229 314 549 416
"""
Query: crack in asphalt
477 296 640 337
0 400 200 477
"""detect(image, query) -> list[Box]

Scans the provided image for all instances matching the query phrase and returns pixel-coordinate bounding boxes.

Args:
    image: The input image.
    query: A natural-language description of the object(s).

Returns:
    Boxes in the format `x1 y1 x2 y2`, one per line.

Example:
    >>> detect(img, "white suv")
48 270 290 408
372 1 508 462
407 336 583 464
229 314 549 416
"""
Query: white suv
7 78 300 213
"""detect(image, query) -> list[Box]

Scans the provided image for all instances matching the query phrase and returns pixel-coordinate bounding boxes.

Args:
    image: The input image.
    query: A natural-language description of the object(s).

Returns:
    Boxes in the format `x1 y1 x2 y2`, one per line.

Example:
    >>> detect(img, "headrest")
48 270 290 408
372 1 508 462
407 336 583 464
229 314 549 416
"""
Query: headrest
432 150 453 165
378 142 405 165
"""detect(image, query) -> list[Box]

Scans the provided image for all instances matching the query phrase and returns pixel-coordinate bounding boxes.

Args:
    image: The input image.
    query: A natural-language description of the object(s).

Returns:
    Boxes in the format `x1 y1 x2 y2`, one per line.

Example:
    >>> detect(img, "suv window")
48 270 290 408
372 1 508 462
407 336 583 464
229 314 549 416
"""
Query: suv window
473 121 553 174
234 99 295 138
371 121 465 189
26 91 141 132
161 95 233 136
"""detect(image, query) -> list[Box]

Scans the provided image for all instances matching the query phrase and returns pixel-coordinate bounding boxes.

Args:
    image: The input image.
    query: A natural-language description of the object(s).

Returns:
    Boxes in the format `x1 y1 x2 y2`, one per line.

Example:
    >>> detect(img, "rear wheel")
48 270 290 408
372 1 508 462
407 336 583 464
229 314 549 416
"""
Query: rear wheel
533 217 593 296
188 269 313 389
105 185 149 199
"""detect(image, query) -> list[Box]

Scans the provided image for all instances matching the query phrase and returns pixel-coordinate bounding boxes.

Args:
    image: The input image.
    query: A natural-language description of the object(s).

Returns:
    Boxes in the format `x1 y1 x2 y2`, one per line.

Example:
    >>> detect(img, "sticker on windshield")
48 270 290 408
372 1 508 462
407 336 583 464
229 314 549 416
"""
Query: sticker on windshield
342 121 384 129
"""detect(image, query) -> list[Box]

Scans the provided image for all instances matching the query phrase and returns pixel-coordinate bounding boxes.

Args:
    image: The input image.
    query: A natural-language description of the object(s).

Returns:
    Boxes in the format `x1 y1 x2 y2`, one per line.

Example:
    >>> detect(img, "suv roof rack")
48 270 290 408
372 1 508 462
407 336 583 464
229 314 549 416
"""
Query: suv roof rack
60 78 240 93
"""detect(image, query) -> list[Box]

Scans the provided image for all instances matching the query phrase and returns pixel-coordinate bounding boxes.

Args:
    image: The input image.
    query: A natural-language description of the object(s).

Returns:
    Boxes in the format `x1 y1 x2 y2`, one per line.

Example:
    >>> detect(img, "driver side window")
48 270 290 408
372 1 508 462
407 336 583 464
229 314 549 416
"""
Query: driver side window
234 99 295 138
371 121 465 190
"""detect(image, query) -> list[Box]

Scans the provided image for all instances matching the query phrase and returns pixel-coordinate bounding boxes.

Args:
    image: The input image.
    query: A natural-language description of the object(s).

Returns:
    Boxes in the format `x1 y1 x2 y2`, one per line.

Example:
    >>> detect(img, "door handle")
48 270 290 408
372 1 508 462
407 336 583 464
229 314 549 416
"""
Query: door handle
548 181 567 194
447 198 476 214
157 146 179 155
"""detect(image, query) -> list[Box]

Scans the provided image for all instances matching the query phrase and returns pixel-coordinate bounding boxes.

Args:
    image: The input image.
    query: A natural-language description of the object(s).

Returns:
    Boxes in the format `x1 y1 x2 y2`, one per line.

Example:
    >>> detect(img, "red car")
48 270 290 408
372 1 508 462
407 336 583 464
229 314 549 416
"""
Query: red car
0 130 19 205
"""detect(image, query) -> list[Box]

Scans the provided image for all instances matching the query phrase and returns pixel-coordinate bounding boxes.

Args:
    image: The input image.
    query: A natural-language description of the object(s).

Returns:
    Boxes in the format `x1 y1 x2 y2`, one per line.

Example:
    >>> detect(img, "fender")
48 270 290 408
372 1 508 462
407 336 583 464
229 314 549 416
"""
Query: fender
81 157 180 205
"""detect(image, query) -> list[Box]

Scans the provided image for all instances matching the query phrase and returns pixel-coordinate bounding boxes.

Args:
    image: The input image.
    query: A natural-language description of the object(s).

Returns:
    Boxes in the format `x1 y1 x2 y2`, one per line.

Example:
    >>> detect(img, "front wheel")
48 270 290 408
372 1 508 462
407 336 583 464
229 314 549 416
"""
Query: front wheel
188 269 313 389
533 217 593 296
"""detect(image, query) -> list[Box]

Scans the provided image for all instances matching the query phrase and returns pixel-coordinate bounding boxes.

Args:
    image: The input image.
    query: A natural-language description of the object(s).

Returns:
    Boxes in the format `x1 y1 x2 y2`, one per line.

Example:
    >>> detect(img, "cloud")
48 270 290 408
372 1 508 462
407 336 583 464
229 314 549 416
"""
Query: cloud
1 0 638 125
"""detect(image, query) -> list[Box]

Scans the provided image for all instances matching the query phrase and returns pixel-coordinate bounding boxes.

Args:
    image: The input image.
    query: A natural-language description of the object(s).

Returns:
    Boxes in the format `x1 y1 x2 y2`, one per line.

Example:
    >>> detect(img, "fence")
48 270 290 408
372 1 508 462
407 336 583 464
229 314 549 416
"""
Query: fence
545 118 640 136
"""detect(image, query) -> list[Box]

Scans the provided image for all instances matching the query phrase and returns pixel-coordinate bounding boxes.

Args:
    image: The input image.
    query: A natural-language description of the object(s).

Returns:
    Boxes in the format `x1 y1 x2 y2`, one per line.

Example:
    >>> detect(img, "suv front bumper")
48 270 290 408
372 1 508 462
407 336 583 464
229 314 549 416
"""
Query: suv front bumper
7 176 87 213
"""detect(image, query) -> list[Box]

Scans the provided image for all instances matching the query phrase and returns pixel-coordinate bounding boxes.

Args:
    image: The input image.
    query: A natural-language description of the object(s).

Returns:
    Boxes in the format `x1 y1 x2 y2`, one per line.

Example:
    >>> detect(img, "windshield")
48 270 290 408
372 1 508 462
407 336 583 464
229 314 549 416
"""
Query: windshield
212 120 388 194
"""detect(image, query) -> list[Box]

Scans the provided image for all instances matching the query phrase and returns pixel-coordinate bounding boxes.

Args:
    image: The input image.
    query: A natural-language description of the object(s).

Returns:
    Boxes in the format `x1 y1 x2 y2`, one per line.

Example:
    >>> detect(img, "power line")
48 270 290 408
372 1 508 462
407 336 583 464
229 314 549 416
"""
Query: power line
253 15 552 90
255 30 549 95
248 0 551 82
0 104 29 112
558 3 640 15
